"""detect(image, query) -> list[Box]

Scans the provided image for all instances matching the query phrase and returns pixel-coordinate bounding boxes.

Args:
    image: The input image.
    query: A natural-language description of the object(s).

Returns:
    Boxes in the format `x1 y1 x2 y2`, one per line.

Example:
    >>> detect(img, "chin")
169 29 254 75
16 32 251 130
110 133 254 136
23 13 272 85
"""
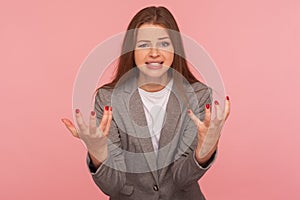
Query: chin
138 66 170 81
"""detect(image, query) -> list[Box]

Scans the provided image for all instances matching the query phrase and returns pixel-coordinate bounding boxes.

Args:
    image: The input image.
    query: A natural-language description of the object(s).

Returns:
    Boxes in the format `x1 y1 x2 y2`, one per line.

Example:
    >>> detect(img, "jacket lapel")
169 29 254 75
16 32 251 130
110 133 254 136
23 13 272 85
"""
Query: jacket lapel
157 87 182 178
123 74 159 183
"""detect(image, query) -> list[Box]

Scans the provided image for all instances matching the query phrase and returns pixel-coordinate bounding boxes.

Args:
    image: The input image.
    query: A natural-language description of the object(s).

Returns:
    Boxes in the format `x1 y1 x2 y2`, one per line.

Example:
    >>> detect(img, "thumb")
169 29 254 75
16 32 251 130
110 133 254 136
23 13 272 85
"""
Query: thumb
61 118 80 138
187 109 200 127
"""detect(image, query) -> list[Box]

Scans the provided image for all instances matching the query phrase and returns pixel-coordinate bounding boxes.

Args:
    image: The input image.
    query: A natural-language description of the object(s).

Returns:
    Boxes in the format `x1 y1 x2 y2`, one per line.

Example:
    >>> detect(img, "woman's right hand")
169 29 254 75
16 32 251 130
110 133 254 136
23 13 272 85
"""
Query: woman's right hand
61 106 113 166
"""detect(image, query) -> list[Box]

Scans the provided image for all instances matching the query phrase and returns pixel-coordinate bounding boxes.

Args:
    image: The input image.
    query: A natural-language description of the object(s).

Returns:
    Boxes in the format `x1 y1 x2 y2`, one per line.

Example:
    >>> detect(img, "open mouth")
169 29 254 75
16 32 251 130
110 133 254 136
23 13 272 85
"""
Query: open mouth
145 61 164 69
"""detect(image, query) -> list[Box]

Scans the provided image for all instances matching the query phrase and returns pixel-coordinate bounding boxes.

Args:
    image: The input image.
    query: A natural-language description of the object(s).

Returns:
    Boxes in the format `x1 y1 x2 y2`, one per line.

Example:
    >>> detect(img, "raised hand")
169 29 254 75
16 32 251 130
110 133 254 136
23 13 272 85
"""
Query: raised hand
61 106 113 165
188 96 231 164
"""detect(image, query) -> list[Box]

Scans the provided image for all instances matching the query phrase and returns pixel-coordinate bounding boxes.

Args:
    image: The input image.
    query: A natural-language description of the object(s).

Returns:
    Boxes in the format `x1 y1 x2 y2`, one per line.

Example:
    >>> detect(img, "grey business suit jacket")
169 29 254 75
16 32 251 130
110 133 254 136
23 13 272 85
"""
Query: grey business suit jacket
86 72 216 200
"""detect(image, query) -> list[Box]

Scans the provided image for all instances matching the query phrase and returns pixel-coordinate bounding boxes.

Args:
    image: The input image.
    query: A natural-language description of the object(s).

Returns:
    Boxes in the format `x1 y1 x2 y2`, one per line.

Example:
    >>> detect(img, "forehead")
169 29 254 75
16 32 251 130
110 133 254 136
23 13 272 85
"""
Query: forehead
136 24 170 40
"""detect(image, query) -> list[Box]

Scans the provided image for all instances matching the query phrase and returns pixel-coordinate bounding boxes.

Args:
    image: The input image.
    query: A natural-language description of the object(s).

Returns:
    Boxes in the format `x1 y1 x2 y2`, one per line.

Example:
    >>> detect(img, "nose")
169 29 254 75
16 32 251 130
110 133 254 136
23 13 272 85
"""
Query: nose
149 47 160 58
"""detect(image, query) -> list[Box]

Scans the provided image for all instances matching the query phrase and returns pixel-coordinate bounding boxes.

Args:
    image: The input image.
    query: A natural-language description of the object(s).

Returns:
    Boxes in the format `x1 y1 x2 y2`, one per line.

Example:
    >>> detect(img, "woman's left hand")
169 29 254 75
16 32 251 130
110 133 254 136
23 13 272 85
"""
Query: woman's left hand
188 96 231 165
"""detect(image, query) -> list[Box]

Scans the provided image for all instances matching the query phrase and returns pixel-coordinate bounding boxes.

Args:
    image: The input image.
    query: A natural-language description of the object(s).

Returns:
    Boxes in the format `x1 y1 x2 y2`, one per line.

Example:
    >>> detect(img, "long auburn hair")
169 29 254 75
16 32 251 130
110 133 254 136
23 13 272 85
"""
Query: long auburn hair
100 6 198 89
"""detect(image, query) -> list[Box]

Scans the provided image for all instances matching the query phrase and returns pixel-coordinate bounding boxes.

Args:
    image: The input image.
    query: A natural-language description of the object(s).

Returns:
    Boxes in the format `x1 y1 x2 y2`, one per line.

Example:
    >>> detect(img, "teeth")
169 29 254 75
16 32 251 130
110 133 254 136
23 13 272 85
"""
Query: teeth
146 62 162 66
149 63 160 66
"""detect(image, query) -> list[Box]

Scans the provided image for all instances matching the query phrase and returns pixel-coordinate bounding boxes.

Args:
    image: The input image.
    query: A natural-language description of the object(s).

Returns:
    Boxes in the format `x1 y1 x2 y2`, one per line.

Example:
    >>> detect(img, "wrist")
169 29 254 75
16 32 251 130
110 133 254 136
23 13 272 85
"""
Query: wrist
88 147 108 168
195 148 209 164
195 145 216 164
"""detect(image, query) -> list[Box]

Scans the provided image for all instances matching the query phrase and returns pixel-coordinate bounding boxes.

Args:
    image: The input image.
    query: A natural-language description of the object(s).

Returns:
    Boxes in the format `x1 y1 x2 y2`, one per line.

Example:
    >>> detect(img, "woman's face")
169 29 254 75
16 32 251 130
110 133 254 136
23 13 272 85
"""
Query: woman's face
134 24 174 81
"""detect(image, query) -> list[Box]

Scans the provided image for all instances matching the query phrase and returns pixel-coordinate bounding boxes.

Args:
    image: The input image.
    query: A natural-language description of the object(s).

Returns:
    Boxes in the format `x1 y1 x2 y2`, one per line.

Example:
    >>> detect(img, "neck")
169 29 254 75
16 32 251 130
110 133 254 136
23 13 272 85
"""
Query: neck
139 83 165 92
138 73 170 92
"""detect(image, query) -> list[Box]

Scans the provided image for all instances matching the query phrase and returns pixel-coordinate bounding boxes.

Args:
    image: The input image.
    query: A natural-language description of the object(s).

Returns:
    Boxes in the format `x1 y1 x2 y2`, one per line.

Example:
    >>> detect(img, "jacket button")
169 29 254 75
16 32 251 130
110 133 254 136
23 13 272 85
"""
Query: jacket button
153 184 159 191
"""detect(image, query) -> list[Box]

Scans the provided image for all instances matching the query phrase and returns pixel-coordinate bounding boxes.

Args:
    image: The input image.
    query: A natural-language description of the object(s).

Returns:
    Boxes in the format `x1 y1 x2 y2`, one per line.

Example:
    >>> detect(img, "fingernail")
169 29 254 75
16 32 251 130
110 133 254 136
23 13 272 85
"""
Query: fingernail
110 107 112 111
75 109 80 113
104 106 109 111
187 109 191 114
206 104 210 109
91 111 95 116
226 96 230 101
214 100 219 105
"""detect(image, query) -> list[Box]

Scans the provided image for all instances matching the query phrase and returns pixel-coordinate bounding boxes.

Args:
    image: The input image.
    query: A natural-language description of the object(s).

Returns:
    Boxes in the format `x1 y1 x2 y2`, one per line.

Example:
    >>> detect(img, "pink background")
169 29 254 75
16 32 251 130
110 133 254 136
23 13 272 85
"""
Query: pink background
1 0 299 199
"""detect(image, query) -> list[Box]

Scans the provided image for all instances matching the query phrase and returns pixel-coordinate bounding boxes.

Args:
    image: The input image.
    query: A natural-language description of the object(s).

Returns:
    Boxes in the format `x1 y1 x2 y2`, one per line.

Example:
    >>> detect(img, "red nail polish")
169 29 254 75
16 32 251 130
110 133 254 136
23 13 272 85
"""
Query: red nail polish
104 106 109 111
214 100 219 105
91 111 95 116
110 107 112 111
187 109 191 114
75 109 80 113
226 96 230 101
206 104 210 109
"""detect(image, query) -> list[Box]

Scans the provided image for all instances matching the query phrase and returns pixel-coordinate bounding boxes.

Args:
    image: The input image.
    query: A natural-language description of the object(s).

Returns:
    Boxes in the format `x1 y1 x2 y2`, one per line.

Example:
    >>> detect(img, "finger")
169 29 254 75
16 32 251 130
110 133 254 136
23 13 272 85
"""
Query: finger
203 104 211 127
213 100 223 121
99 105 109 132
89 111 97 135
224 96 231 121
187 109 201 127
75 109 88 131
103 107 113 136
61 118 80 138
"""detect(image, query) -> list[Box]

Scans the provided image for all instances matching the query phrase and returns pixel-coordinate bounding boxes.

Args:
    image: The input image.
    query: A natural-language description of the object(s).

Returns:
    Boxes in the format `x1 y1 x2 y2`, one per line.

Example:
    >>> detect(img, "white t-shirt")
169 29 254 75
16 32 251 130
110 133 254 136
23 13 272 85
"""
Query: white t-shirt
138 79 173 156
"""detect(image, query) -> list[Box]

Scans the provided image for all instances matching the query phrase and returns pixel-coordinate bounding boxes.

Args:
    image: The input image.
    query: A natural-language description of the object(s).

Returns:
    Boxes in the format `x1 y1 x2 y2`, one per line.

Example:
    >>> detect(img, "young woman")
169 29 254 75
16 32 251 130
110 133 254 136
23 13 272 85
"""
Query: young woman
62 6 230 200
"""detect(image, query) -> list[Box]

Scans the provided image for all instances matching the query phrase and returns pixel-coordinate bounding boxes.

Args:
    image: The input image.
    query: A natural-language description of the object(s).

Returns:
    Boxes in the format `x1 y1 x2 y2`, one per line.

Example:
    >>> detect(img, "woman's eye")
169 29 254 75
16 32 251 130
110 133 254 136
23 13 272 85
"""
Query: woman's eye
159 41 170 48
137 43 149 48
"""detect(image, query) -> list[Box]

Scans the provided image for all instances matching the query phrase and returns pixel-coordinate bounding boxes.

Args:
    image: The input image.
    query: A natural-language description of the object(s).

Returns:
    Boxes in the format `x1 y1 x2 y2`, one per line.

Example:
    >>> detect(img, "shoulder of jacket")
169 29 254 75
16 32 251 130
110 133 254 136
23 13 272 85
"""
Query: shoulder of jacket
190 81 211 93
95 86 114 102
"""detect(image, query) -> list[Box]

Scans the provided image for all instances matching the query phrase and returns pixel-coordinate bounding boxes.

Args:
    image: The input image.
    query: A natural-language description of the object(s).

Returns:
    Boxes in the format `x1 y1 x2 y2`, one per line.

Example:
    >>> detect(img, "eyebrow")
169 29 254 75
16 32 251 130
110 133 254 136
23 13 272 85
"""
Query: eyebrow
136 36 170 43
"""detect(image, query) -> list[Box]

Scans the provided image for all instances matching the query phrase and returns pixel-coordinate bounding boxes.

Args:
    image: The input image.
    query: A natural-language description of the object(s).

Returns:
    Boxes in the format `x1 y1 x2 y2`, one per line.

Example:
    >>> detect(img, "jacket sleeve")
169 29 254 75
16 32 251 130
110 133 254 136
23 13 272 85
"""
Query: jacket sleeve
171 86 217 189
86 88 126 196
